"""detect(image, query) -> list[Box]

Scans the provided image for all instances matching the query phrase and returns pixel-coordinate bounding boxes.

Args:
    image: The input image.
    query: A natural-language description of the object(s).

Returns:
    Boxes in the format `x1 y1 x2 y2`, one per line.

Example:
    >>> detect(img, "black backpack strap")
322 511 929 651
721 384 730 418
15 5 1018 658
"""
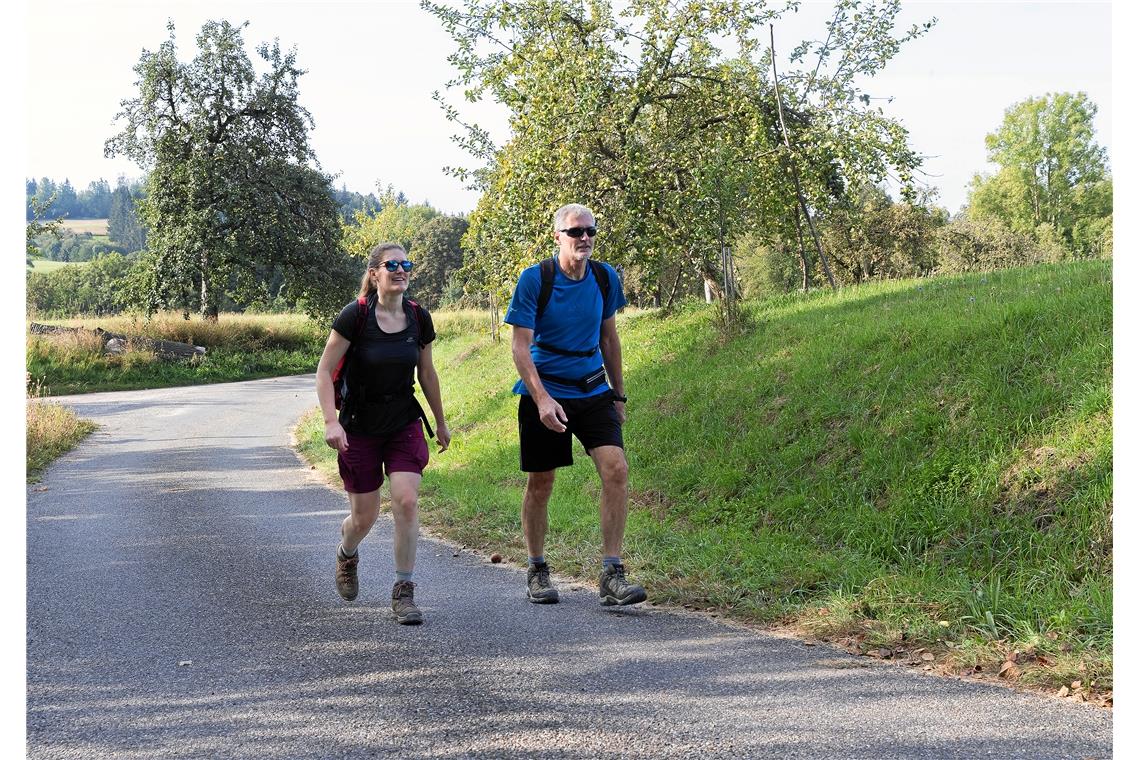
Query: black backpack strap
536 257 609 323
404 297 426 347
536 257 556 321
589 259 610 310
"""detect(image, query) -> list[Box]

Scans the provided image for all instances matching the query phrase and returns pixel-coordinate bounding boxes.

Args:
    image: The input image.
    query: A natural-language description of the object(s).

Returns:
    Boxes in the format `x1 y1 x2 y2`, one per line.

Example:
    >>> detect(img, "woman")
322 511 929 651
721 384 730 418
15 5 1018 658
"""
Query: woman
315 242 451 625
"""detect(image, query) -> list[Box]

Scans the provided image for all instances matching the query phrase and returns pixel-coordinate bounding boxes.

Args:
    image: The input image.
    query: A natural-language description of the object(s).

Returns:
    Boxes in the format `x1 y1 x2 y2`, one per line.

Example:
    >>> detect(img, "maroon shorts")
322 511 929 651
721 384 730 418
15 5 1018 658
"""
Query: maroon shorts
337 420 429 493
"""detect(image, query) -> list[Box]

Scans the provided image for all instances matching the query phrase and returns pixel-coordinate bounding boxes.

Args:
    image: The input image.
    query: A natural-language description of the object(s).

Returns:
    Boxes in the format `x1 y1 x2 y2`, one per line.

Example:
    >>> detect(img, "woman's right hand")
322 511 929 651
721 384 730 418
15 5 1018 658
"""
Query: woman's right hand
324 420 349 452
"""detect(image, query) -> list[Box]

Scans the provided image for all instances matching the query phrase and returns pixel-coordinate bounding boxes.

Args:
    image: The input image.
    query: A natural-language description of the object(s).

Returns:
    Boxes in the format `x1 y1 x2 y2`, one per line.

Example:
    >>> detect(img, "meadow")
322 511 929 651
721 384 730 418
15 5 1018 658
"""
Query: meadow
296 261 1112 695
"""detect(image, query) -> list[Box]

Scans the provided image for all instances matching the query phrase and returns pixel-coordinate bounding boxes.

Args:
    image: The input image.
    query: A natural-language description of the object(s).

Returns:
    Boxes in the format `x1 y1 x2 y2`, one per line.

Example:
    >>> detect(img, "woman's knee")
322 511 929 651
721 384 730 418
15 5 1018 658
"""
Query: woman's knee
389 490 419 522
347 510 378 534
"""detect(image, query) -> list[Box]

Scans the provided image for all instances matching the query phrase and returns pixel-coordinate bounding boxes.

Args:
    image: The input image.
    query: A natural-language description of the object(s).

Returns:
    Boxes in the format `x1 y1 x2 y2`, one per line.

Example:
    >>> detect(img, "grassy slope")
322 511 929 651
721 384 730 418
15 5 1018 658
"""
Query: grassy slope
298 260 1112 690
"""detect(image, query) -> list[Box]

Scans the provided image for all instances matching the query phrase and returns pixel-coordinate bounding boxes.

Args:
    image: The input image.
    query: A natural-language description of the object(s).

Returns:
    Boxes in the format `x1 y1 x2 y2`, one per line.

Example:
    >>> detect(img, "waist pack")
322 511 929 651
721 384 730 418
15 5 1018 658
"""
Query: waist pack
343 390 434 439
537 366 607 394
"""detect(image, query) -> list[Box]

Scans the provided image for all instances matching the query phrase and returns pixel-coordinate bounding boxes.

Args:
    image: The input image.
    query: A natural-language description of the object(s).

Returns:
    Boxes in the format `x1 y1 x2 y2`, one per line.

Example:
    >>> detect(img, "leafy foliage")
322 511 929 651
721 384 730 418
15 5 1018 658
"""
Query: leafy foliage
424 0 933 303
105 19 349 321
934 216 1055 274
409 215 470 309
967 92 1111 257
27 253 138 317
107 182 148 251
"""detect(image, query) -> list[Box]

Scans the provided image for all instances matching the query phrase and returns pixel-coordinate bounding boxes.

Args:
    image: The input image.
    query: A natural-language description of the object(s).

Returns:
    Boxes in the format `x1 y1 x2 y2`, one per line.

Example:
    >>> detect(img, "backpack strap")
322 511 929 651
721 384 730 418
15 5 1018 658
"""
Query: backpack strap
404 297 426 347
535 256 609 322
533 257 612 358
353 294 370 337
589 259 610 311
536 257 556 321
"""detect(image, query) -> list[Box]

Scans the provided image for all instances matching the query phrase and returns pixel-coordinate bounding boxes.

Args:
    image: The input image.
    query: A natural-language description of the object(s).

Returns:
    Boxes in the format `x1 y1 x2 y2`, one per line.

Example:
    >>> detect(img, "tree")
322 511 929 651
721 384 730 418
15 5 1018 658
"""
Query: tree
342 187 440 258
26 195 63 268
409 215 469 309
966 92 1110 256
424 0 932 302
108 183 148 252
105 19 348 320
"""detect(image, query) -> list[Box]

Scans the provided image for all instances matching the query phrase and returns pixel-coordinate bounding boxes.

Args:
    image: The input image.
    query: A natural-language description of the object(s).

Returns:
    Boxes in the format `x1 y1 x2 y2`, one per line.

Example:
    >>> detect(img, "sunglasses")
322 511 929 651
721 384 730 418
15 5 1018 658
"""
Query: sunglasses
559 226 598 239
379 260 414 272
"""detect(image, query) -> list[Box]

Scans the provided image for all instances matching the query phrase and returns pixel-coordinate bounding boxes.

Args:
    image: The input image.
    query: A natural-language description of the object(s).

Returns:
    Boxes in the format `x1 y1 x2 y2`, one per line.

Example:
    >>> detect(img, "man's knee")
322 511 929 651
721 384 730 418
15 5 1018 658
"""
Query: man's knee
598 452 628 486
525 471 556 499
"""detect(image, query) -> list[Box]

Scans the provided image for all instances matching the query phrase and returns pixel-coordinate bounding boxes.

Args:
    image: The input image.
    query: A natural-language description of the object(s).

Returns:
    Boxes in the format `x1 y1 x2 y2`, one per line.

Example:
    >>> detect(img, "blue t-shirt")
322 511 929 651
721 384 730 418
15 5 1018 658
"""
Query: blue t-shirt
504 255 627 399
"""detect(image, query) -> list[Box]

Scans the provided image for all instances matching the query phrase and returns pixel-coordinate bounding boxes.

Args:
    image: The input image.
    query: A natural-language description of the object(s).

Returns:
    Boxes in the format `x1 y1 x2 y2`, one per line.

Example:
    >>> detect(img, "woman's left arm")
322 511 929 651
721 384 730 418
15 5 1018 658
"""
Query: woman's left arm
417 343 450 451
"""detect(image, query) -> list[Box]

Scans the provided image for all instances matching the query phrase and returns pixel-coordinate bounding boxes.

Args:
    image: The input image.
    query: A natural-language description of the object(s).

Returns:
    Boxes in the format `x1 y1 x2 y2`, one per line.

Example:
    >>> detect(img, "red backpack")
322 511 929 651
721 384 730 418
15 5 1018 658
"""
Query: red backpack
332 295 424 410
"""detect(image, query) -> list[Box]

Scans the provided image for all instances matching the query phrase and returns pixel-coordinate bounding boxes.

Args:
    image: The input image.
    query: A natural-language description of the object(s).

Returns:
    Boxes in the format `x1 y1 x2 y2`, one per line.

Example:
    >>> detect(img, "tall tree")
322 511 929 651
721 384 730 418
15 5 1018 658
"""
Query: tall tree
424 0 931 301
105 19 349 320
409 215 469 309
966 92 1110 255
108 183 148 251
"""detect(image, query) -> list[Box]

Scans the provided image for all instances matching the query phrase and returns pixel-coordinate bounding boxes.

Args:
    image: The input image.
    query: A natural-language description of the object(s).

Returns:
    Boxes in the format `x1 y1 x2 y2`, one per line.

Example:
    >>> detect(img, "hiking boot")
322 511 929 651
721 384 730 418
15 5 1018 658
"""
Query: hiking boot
526 562 560 604
599 563 647 606
391 580 423 625
336 547 359 601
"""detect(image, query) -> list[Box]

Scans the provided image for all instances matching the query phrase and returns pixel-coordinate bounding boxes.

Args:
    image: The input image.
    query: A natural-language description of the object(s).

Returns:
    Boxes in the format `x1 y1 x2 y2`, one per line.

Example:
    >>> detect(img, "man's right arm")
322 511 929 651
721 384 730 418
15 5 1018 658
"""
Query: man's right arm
511 326 568 433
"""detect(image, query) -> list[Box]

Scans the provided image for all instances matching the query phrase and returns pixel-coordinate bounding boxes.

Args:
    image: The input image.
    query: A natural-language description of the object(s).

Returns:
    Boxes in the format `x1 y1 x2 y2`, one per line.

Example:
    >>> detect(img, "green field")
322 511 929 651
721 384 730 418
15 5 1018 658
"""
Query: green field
57 218 109 235
29 259 90 273
297 260 1111 693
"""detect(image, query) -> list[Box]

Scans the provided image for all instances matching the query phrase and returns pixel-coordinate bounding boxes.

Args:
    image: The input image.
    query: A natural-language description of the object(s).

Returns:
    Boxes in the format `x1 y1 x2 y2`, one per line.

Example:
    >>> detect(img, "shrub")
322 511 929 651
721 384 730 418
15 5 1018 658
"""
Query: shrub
934 217 1047 274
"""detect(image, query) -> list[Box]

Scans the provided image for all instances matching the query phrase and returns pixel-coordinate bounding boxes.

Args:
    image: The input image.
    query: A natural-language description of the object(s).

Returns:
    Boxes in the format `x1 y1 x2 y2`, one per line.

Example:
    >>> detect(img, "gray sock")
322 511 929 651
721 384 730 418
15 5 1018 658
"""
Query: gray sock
395 570 413 583
603 556 621 570
339 544 357 559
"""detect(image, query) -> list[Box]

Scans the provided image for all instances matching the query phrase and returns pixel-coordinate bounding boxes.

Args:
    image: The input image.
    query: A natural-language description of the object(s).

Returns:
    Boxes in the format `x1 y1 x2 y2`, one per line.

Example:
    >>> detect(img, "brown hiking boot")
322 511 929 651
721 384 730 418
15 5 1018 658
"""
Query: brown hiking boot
599 563 647 606
526 562 560 604
391 580 423 625
336 547 359 601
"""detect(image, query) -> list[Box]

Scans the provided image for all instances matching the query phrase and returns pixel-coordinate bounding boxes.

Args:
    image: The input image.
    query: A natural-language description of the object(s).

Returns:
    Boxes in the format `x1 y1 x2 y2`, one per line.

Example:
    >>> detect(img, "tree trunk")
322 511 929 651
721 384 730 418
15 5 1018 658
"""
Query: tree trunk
793 207 809 292
769 25 837 291
199 253 219 322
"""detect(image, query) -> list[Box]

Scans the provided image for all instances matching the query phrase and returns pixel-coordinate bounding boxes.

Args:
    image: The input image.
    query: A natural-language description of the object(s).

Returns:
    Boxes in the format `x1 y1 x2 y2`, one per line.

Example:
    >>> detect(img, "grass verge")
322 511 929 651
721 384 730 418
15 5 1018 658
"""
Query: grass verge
297 261 1111 702
27 312 327 395
26 396 97 482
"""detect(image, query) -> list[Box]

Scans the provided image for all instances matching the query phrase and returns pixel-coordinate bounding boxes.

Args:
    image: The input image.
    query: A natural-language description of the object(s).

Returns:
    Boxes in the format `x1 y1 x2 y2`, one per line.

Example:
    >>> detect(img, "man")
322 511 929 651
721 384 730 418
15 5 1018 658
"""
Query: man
503 203 646 607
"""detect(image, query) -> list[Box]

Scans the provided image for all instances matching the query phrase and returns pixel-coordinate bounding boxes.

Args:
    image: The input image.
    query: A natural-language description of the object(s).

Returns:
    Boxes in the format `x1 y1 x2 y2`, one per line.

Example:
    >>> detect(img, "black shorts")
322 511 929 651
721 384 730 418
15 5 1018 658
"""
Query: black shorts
518 391 624 472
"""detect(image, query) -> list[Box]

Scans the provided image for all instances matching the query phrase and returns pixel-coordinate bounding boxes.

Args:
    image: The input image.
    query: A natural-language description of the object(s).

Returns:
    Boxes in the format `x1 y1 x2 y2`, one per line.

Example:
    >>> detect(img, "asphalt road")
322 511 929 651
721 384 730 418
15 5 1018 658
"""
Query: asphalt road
27 375 1112 759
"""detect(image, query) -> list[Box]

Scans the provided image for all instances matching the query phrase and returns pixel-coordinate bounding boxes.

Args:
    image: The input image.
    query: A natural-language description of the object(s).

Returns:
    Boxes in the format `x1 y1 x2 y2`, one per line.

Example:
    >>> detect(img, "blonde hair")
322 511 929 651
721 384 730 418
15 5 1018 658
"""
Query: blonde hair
358 242 407 297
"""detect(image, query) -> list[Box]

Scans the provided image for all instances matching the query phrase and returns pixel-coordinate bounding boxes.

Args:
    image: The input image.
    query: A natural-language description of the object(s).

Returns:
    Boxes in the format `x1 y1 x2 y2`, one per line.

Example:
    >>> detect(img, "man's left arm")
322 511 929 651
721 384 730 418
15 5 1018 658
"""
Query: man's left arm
599 316 626 424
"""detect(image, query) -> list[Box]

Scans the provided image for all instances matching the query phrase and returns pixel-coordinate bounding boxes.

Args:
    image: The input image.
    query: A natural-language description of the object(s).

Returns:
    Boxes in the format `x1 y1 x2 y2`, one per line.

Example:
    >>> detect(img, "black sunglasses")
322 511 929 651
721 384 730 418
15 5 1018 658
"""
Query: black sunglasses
559 226 597 239
380 260 414 272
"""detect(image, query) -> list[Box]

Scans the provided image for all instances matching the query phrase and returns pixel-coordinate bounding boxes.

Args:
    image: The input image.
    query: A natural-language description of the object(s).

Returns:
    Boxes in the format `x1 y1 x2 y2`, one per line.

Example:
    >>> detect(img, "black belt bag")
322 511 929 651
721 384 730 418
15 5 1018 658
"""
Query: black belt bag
538 366 607 394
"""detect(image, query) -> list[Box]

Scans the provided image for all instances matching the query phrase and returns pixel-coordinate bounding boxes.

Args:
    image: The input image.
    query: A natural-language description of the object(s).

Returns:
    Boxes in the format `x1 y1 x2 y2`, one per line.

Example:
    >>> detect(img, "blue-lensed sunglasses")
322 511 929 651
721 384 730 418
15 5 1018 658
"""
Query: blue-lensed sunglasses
380 260 414 272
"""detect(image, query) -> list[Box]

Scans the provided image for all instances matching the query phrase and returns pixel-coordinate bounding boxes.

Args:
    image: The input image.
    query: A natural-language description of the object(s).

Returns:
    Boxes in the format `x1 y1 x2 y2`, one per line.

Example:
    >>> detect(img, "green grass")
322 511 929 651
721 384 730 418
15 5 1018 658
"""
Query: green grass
27 312 326 395
298 260 1111 690
29 259 90 273
26 397 97 482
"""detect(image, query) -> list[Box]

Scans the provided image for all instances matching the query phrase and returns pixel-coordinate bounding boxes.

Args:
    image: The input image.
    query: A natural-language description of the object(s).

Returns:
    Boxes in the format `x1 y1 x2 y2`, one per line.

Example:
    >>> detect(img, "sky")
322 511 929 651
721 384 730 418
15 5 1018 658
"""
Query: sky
21 0 1113 216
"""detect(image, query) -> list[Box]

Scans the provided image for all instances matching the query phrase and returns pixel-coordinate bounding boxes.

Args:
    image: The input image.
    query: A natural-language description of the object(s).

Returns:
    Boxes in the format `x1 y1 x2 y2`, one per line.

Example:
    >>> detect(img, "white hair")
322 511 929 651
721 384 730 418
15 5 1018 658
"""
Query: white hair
553 203 595 231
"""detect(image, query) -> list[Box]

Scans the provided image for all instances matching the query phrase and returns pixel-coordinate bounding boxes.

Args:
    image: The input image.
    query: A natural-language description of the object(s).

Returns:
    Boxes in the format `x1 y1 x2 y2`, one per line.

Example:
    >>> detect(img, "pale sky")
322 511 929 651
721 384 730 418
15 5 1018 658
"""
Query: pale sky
22 0 1112 215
